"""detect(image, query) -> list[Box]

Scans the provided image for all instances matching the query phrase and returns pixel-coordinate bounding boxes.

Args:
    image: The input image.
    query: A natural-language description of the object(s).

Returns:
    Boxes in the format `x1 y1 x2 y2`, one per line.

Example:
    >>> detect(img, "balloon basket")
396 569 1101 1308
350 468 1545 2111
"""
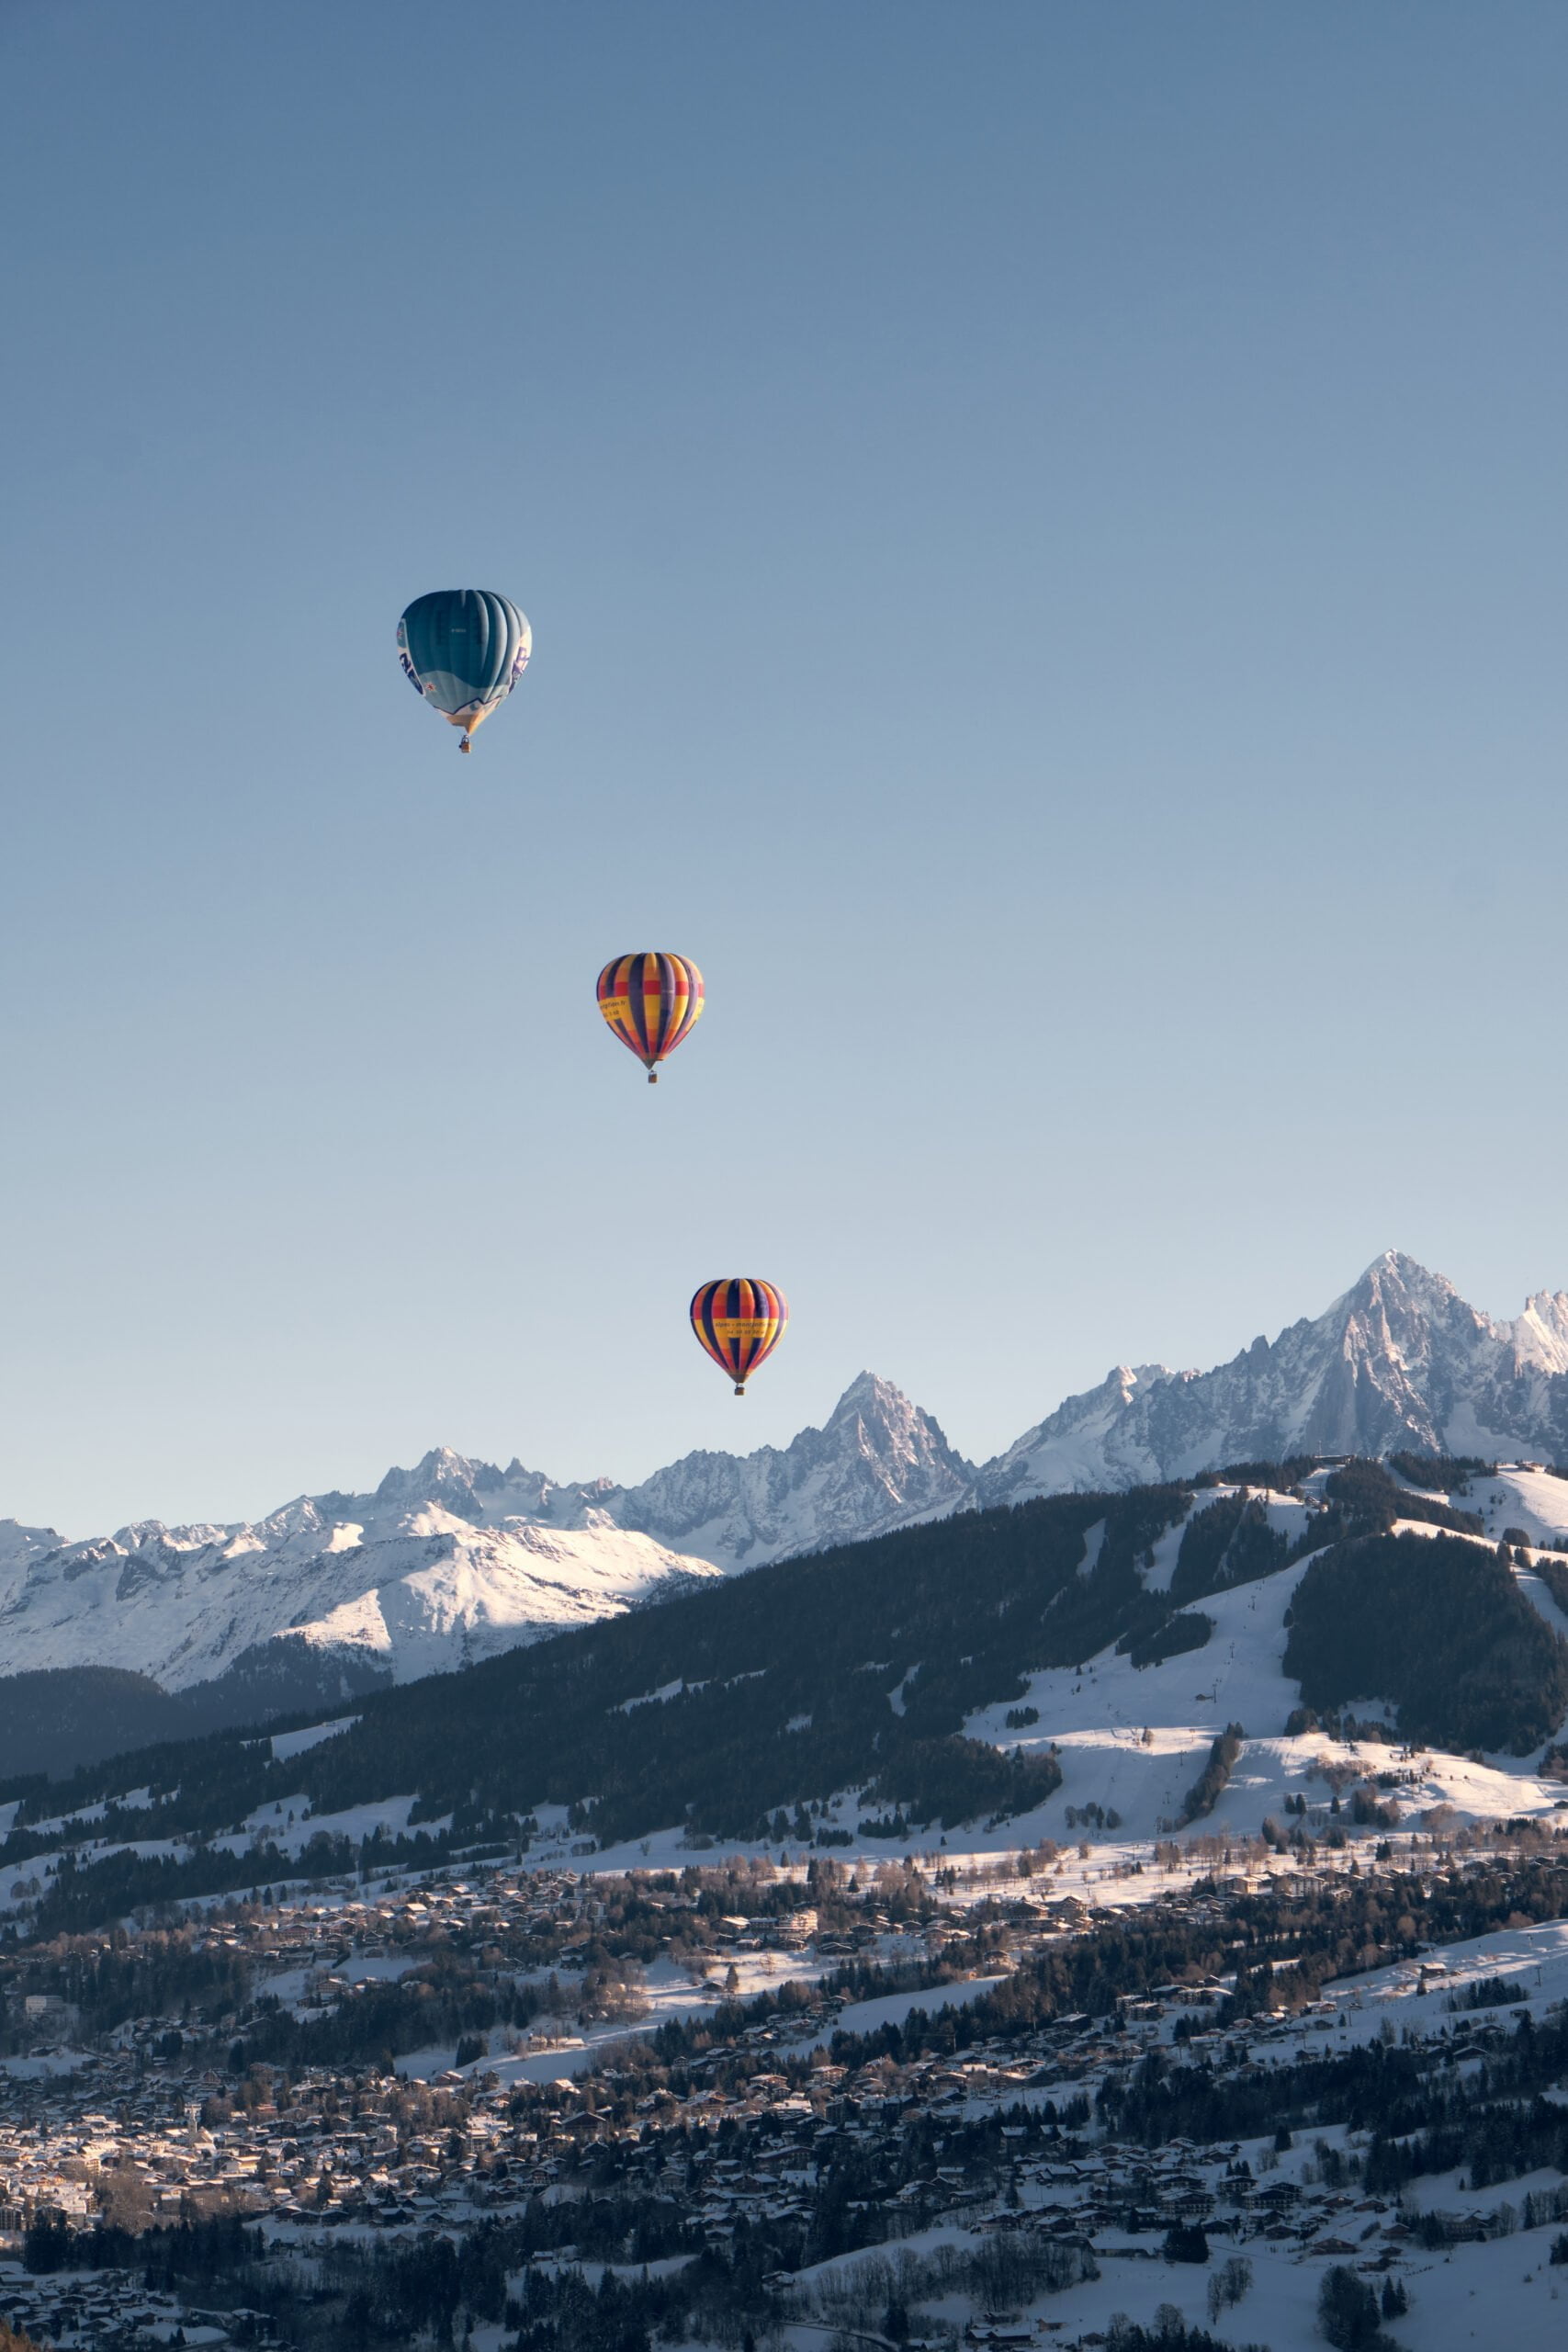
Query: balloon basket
733 1385 746 1396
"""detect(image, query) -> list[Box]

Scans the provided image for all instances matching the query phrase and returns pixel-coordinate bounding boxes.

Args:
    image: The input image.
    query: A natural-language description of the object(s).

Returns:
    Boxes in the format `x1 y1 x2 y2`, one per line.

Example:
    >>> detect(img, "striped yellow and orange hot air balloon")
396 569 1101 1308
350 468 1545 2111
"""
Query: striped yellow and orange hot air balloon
596 952 705 1082
690 1278 788 1396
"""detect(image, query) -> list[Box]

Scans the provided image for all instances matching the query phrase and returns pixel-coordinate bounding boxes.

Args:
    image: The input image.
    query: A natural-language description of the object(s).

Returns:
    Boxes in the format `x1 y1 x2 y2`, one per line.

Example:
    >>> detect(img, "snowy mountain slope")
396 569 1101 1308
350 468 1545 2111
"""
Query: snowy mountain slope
1446 1463 1568 1544
0 1508 722 1695
980 1250 1568 1500
957 1482 1568 1852
0 1520 67 1615
7 1464 1568 1912
964 1545 1333 1836
12 1253 1568 1709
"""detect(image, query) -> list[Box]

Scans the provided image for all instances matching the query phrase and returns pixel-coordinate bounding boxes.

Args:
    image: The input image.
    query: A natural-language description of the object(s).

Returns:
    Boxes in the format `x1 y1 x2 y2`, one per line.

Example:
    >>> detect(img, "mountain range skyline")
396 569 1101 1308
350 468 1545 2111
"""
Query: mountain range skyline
10 1249 1568 1719
11 1248 1568 1552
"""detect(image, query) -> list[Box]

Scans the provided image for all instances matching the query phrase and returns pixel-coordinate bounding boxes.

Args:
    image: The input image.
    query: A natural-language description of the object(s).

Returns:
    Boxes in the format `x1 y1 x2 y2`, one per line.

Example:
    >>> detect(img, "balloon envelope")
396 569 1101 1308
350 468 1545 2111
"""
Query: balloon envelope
690 1278 788 1395
597 953 705 1081
396 590 531 746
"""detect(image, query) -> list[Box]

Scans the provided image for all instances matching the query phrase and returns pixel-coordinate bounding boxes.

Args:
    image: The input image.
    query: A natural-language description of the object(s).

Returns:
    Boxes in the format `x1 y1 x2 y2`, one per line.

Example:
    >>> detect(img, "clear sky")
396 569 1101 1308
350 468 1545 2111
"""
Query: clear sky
3 1 1566 1535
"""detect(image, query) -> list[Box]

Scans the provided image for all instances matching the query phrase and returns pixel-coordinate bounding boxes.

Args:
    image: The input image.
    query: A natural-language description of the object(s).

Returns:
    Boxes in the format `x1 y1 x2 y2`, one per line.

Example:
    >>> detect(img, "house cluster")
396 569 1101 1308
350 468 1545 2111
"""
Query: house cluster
0 2260 276 2352
0 1834 1559 2348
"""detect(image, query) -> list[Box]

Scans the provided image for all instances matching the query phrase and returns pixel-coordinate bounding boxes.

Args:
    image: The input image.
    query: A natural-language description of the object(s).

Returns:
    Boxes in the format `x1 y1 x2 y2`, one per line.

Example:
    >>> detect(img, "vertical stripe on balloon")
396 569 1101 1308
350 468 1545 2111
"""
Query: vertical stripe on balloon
689 1278 788 1390
597 953 705 1076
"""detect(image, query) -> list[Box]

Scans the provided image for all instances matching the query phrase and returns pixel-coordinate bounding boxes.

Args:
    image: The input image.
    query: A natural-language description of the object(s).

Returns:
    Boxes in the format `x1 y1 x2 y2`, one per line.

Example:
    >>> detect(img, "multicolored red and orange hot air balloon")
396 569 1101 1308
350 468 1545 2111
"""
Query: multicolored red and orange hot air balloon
597 953 705 1082
690 1278 788 1396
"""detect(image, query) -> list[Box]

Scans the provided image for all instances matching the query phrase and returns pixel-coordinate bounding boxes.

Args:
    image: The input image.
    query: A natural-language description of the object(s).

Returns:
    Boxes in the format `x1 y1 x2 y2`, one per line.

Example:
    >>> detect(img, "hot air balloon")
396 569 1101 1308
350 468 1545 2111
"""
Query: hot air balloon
396 589 531 751
690 1278 788 1396
597 953 705 1082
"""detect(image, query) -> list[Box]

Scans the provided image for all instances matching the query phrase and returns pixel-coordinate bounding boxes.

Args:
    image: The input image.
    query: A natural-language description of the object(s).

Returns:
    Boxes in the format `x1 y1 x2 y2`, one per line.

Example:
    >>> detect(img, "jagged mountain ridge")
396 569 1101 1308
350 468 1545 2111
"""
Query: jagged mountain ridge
0 1374 969 1706
471 1370 975 1564
6 1251 1568 1709
984 1250 1568 1500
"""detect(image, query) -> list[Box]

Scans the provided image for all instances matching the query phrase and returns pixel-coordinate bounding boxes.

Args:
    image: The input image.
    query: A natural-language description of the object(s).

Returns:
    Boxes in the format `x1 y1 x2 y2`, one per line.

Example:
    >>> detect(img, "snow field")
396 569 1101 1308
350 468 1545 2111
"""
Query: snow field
787 1973 1010 2054
1316 1917 1568 2034
1451 1465 1568 1546
267 1715 360 1762
393 1946 836 2086
1140 1487 1313 1596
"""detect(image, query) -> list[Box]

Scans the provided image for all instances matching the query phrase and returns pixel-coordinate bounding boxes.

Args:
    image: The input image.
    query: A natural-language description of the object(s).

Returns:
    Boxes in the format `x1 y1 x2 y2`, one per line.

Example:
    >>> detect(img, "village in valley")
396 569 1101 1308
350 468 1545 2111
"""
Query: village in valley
3 1812 1568 2351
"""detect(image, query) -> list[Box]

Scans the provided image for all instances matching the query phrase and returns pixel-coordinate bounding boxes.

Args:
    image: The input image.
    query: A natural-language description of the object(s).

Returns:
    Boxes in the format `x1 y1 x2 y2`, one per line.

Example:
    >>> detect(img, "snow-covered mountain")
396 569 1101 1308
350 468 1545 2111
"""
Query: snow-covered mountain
0 1375 970 1709
545 1372 974 1566
0 1497 724 1702
982 1250 1568 1501
9 1251 1568 1712
288 1372 971 1570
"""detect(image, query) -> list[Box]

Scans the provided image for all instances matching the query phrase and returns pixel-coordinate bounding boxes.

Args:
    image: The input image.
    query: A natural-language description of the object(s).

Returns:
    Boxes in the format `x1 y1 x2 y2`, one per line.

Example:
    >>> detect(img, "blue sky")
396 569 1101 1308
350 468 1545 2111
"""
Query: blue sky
3 2 1566 1532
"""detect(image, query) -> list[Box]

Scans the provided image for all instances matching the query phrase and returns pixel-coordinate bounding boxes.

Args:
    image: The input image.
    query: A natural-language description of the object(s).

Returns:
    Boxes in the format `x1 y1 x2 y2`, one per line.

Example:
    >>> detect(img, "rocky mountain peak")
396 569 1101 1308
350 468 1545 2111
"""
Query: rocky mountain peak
602 1372 973 1566
1504 1289 1568 1375
823 1371 961 1465
826 1368 903 1421
374 1446 502 1508
1334 1250 1472 1350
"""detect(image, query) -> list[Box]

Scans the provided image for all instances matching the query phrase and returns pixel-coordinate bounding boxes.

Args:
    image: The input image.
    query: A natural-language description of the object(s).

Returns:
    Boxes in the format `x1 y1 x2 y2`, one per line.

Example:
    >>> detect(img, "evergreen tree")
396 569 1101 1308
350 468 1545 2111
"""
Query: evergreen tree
1318 2265 1384 2350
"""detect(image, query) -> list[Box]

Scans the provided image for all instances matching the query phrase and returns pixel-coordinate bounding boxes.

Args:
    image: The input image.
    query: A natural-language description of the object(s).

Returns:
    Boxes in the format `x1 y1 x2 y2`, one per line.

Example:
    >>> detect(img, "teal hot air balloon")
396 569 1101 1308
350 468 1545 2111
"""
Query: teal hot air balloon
396 589 532 751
